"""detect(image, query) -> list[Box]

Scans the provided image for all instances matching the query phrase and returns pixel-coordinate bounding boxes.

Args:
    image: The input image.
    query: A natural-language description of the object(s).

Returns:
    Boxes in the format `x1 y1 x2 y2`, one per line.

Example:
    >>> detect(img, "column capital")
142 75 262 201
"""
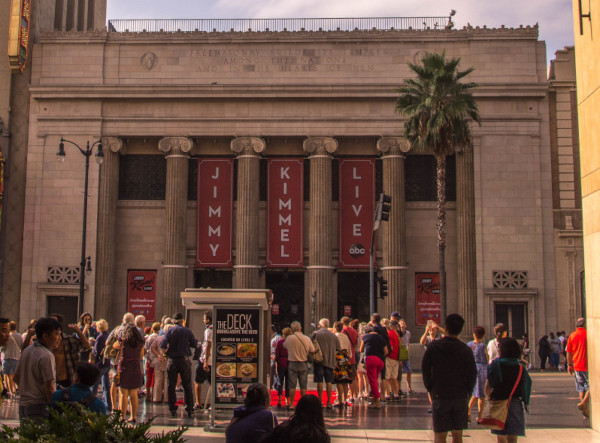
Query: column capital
158 137 193 156
303 137 338 156
230 137 266 156
102 137 126 154
377 137 411 156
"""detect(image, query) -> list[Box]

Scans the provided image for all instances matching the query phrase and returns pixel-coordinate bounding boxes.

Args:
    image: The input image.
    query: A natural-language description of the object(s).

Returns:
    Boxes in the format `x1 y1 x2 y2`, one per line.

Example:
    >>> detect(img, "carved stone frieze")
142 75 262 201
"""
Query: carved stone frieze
303 137 338 156
230 137 266 155
377 137 411 155
158 137 193 155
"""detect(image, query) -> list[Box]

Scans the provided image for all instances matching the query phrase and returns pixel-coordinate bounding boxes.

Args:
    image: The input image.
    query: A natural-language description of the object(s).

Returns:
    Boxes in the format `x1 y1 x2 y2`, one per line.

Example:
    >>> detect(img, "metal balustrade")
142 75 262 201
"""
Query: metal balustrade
107 17 451 33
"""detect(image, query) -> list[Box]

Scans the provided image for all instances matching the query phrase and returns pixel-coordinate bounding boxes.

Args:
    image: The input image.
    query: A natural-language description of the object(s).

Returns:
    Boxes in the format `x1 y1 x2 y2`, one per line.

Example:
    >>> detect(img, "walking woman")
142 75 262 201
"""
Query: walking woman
486 337 532 442
538 335 551 372
359 324 388 409
275 327 292 408
467 326 488 423
116 322 145 422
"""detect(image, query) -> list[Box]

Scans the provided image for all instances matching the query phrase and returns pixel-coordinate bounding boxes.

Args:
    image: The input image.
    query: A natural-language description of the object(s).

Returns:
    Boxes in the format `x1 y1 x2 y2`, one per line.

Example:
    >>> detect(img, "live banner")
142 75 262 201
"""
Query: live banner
266 159 303 267
127 270 157 321
338 159 375 268
415 273 441 326
197 159 234 267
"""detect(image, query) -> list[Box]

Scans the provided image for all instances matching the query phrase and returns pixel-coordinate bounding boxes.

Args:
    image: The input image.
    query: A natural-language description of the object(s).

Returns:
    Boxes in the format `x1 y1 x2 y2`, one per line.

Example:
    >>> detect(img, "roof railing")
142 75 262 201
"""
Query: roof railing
107 17 452 33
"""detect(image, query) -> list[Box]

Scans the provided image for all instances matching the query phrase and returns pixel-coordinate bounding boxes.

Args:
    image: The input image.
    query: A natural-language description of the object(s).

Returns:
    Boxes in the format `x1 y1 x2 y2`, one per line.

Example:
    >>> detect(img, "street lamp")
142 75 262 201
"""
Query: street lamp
57 137 104 316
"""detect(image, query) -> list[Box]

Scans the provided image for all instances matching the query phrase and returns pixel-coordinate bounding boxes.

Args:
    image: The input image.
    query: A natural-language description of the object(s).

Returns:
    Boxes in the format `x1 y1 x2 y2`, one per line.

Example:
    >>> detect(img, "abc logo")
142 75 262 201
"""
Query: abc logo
349 243 366 258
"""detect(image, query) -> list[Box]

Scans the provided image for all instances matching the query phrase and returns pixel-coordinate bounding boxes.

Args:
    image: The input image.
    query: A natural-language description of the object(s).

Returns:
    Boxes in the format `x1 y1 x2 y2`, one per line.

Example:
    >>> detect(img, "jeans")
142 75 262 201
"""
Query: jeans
277 367 288 397
167 358 194 413
92 365 112 411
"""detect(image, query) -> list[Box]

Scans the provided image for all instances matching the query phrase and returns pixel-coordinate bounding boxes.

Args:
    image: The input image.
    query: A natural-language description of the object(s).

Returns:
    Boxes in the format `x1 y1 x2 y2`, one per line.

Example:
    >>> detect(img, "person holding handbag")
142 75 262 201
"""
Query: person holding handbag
485 337 532 442
283 321 314 408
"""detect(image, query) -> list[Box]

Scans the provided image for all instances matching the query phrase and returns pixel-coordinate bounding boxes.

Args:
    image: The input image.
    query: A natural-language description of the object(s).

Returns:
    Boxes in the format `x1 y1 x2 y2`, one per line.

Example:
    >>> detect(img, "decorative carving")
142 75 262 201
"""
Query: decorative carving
493 271 528 289
159 137 193 155
230 137 266 155
377 137 411 154
140 52 158 70
303 137 338 155
47 266 80 284
102 137 125 154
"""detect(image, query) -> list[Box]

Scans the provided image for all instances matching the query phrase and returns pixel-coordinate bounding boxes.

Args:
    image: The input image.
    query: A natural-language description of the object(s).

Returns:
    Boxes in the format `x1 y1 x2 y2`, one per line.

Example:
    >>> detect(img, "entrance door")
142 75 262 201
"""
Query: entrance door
194 270 233 289
494 303 527 338
337 272 370 321
47 296 78 325
265 272 304 331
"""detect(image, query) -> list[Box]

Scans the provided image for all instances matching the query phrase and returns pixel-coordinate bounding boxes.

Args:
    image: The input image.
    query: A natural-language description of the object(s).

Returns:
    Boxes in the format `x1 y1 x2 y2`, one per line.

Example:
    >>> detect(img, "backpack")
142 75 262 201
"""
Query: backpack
103 328 120 361
55 387 96 415
310 336 324 365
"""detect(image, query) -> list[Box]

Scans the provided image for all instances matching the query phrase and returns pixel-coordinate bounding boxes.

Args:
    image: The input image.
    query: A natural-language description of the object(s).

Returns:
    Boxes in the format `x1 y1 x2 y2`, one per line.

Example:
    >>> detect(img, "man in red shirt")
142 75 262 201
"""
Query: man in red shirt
384 320 401 401
566 318 588 418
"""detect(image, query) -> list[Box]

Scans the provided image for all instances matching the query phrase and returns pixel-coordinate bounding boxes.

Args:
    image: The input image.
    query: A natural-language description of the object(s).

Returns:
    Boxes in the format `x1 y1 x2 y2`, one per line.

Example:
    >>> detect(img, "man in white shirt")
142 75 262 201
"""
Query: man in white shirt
486 323 507 363
283 321 314 407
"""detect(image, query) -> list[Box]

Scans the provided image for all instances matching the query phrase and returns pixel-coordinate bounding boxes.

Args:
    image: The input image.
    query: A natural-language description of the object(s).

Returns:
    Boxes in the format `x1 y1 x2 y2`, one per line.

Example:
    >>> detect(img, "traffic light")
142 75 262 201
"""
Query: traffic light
378 277 389 299
380 194 392 221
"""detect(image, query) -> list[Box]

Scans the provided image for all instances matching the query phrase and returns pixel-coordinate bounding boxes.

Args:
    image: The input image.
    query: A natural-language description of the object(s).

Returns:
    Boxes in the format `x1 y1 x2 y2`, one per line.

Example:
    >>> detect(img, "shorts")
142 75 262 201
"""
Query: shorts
2 358 19 375
575 371 589 393
195 362 211 384
313 363 334 384
431 397 469 433
402 360 412 373
288 361 309 390
385 358 400 379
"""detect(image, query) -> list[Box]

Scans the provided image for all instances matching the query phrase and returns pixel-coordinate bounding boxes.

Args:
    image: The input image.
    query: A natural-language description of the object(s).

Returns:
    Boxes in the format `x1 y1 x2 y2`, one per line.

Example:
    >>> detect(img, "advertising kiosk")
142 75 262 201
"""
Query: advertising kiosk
181 288 272 430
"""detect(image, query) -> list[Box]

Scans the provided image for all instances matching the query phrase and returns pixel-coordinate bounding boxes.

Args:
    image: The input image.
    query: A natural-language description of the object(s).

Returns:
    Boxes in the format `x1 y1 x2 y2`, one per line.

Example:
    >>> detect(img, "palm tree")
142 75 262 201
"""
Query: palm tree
395 51 480 319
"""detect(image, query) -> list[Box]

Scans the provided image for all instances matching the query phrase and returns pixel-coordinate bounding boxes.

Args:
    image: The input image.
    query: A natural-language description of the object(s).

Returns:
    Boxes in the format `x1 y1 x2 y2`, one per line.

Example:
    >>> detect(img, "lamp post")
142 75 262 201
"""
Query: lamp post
57 137 104 316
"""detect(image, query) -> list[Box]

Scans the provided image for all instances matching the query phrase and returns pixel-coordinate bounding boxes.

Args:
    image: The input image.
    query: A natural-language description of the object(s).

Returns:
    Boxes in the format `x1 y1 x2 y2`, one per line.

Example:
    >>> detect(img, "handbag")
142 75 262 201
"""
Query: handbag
398 344 409 362
479 364 524 430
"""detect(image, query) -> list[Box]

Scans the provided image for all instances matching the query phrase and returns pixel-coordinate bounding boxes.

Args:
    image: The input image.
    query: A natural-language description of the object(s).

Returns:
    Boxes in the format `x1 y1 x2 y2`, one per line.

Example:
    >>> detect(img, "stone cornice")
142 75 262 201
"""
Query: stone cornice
303 137 338 155
158 136 193 155
230 137 266 155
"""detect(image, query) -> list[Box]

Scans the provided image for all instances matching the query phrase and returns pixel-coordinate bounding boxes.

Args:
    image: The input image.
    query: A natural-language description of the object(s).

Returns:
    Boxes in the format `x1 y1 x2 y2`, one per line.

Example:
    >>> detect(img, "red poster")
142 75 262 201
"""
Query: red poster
272 304 279 315
127 270 157 321
338 159 375 268
344 305 352 316
267 159 303 267
415 273 441 326
197 159 233 267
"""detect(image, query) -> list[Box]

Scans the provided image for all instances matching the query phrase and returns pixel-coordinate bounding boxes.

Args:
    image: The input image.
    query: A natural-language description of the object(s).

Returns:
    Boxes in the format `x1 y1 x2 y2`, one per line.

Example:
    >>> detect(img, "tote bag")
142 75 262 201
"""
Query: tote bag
479 365 524 431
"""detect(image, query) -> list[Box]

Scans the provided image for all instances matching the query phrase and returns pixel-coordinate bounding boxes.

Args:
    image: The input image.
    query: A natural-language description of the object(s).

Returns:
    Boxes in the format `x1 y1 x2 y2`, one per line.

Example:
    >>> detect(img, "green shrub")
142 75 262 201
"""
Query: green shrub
0 406 187 443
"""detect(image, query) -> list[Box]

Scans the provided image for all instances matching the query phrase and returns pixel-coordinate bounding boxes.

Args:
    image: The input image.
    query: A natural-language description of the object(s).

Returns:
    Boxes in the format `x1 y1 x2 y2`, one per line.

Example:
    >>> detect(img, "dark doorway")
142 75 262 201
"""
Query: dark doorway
266 271 304 332
194 270 233 289
494 302 527 339
338 272 370 321
47 296 78 325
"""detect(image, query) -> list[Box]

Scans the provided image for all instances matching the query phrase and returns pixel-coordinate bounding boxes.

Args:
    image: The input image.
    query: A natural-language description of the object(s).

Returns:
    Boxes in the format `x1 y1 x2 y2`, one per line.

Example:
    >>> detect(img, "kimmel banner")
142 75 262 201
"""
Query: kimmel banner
197 159 234 267
267 159 303 267
127 270 157 321
338 159 375 268
415 273 441 326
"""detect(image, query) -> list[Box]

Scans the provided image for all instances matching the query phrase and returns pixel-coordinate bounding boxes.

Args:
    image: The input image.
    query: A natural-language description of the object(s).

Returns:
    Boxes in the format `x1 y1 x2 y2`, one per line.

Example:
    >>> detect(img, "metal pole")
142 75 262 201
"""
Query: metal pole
78 143 90 317
369 231 375 316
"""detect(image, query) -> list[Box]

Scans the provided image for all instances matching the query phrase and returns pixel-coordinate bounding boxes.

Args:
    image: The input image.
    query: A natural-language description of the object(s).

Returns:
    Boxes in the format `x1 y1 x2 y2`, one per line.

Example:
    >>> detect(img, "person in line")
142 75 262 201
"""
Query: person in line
384 319 401 402
359 324 388 409
518 333 531 370
50 313 91 389
91 319 112 411
467 326 488 423
2 321 23 398
14 317 62 422
134 315 147 397
283 321 314 408
106 312 135 412
369 313 390 396
78 312 98 362
398 319 414 394
566 318 589 418
260 394 331 443
51 362 107 414
548 332 561 371
161 312 198 418
355 322 370 400
341 316 359 402
486 338 532 442
144 322 161 401
116 322 145 422
194 310 212 410
152 323 172 403
420 319 445 413
487 323 507 363
333 321 353 406
225 383 277 443
421 314 477 443
275 327 292 408
0 318 11 404
311 318 340 408
270 325 282 391
538 335 551 372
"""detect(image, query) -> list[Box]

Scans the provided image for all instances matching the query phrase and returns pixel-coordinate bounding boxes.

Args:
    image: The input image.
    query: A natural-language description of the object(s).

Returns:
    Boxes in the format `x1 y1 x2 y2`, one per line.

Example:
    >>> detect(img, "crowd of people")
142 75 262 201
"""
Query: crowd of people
0 310 589 443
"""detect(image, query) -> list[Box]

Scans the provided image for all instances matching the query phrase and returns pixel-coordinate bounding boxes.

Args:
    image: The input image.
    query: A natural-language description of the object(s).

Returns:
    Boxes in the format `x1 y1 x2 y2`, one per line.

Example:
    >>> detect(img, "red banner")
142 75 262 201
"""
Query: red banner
415 273 441 326
127 270 157 321
197 159 233 267
267 159 303 267
338 159 375 268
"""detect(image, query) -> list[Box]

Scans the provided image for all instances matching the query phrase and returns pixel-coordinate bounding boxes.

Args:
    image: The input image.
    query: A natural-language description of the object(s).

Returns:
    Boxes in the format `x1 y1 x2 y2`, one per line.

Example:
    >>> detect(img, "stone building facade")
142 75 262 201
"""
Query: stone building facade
0 1 583 357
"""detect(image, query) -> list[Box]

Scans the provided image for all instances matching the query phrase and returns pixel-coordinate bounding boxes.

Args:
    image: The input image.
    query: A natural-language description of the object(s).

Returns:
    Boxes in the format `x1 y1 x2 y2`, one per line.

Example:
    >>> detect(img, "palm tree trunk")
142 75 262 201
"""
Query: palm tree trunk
436 154 447 321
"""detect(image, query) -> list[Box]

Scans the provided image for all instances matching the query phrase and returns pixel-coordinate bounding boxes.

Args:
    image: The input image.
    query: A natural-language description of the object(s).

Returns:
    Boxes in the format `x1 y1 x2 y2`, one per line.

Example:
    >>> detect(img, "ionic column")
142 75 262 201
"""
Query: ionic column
377 137 410 318
95 137 124 322
231 137 266 289
159 137 193 316
303 137 338 326
456 141 477 335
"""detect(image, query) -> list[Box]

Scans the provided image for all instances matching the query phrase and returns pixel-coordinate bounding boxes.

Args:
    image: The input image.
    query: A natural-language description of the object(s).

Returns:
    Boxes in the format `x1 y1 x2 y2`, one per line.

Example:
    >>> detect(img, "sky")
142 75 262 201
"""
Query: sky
107 0 574 64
